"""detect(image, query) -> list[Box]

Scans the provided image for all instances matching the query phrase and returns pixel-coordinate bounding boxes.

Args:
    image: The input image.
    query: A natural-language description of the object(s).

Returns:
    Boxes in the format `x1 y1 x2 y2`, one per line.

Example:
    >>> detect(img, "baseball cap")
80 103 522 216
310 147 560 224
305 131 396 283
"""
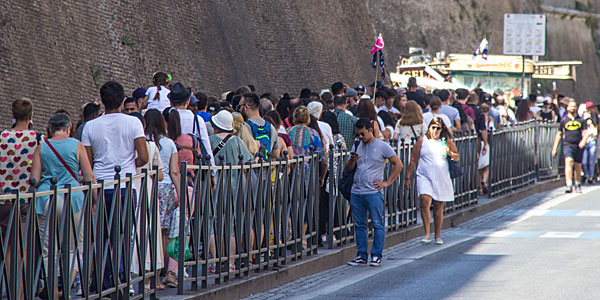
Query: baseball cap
189 94 199 105
586 101 594 109
493 88 505 96
132 88 146 99
355 85 366 92
345 88 358 98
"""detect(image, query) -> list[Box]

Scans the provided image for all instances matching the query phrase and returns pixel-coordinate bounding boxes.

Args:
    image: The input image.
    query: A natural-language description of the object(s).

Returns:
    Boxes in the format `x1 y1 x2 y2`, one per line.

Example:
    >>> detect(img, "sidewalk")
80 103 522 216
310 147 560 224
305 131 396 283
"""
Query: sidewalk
156 178 563 300
245 180 597 300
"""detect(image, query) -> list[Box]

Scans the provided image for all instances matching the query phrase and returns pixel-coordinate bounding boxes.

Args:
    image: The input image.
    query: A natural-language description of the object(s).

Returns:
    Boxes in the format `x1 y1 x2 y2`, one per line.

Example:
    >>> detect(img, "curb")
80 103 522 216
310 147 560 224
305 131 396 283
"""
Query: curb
177 178 563 300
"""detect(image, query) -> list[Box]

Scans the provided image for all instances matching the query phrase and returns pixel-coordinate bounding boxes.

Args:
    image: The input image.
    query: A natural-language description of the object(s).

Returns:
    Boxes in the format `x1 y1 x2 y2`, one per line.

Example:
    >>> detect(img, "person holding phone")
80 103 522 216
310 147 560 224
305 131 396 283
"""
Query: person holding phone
346 118 403 267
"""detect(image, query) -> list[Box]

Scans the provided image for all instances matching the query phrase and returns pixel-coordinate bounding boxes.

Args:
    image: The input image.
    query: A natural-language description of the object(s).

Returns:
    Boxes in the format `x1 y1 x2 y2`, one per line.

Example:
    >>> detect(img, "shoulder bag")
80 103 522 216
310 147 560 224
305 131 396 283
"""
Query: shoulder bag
44 137 80 182
339 141 361 200
442 138 463 179
212 134 233 156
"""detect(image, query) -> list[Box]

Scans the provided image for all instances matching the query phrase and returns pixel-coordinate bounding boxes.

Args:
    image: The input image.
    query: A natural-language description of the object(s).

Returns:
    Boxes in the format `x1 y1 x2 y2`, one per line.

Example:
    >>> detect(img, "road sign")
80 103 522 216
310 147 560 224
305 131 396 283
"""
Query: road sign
503 14 546 56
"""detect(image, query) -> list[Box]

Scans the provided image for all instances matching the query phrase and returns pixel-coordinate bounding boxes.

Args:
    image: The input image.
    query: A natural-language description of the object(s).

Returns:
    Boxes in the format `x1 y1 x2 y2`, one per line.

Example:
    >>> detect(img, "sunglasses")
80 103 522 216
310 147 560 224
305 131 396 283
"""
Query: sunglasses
431 126 442 131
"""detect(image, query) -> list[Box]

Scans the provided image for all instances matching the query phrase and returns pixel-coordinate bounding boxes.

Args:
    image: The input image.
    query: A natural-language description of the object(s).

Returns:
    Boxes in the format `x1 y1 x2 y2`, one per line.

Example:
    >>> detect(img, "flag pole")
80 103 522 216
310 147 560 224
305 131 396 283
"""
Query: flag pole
373 51 379 99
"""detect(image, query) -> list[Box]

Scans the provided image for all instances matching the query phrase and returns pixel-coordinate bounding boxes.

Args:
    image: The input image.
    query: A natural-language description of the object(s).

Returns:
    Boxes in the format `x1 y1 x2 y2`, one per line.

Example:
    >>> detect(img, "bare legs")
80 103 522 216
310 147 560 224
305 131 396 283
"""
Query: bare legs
420 195 446 239
420 195 432 238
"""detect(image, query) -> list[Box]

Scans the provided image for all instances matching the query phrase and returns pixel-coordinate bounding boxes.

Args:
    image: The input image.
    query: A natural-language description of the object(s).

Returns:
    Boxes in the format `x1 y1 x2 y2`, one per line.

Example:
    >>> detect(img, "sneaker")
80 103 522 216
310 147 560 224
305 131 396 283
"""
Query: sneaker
208 264 216 273
576 184 582 193
421 236 432 244
347 256 368 266
565 186 573 193
435 238 444 245
369 256 382 267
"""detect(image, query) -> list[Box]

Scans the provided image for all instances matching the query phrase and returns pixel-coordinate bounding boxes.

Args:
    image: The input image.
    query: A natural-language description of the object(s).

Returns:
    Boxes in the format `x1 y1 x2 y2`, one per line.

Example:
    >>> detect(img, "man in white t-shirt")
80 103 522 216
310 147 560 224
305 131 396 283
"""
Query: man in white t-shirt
81 81 148 291
168 82 216 167
423 96 452 129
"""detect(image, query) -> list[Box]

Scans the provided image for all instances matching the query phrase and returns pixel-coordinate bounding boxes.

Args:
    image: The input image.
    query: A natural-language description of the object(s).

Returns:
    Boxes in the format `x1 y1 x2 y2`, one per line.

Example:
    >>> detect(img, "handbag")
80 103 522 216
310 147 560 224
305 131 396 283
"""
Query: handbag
442 138 462 179
339 141 360 200
447 156 463 179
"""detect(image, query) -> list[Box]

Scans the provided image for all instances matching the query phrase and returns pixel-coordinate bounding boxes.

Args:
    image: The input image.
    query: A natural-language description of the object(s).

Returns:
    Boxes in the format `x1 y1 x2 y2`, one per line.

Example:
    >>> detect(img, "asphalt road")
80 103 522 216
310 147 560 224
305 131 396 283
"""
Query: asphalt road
243 184 600 300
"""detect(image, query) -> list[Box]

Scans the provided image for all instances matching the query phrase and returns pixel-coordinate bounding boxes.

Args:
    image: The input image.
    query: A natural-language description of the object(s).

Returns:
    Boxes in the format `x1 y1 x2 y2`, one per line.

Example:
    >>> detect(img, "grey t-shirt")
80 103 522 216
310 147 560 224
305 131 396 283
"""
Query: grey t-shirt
245 118 279 152
440 105 460 125
351 139 396 194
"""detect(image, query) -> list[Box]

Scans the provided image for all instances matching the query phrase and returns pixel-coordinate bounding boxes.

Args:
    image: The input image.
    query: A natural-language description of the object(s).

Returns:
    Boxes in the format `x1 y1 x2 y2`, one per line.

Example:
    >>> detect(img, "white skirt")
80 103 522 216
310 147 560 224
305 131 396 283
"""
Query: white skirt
478 141 489 169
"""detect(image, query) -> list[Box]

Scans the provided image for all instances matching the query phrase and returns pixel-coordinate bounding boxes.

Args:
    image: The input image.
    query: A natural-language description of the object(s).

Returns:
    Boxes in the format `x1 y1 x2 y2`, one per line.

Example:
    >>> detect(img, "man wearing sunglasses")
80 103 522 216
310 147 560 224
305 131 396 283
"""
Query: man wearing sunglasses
346 118 403 267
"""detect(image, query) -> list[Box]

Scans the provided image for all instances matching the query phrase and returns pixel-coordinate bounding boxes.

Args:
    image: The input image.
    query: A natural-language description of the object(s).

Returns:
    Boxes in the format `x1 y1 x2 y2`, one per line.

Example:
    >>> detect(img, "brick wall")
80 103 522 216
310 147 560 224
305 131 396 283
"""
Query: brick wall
0 0 375 130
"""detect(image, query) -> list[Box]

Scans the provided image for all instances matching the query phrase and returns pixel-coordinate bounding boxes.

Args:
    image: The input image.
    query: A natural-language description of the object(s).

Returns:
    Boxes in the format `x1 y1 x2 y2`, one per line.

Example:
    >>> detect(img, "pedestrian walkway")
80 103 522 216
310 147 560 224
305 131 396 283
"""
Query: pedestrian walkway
243 184 600 300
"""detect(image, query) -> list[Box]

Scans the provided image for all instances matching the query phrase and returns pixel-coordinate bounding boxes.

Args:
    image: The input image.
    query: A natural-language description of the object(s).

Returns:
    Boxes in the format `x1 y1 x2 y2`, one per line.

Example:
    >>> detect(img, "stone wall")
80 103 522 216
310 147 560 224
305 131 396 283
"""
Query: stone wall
0 0 375 130
2 0 600 131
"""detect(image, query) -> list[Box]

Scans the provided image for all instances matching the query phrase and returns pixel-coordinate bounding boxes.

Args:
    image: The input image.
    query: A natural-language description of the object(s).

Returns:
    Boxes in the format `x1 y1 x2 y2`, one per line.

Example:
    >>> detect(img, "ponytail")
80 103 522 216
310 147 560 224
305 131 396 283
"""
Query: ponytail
152 72 168 101
166 108 182 141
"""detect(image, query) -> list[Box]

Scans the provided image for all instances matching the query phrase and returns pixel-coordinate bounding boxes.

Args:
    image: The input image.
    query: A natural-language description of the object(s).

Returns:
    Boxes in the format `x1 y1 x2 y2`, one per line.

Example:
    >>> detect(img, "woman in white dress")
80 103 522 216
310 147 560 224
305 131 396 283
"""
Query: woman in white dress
404 117 459 245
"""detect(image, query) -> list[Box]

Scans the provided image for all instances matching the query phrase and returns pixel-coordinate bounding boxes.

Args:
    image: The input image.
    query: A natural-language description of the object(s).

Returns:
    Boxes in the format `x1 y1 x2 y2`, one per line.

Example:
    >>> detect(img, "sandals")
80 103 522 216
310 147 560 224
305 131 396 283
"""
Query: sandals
163 272 178 288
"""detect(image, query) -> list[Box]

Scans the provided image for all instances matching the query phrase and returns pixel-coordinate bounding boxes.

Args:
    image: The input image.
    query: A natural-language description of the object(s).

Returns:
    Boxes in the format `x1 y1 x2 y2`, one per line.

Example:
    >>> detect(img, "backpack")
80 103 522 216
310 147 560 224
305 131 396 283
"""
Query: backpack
247 120 271 160
452 101 474 131
191 114 212 161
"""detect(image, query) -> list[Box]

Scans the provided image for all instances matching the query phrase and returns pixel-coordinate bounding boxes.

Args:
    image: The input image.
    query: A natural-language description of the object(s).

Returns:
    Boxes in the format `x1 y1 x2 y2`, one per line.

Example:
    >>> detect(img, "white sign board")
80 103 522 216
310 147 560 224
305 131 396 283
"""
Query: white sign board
503 14 546 56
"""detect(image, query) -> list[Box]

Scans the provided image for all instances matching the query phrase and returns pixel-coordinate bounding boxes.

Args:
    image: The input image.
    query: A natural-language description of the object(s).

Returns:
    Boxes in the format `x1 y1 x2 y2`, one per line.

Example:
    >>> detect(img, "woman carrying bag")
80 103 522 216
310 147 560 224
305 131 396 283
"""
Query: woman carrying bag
404 117 458 245
31 113 96 296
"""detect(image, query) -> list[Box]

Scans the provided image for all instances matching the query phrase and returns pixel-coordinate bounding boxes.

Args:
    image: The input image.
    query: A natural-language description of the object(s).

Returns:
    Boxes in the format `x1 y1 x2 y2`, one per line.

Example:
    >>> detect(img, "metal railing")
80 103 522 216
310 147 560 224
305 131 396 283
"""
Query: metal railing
488 120 563 198
0 167 161 299
175 152 320 293
0 120 564 299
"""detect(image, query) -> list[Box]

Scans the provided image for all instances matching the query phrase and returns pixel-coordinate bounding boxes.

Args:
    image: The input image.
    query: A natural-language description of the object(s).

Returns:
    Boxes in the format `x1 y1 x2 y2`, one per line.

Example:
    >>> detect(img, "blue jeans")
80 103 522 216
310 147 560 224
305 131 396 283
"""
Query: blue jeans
350 192 385 259
582 141 597 178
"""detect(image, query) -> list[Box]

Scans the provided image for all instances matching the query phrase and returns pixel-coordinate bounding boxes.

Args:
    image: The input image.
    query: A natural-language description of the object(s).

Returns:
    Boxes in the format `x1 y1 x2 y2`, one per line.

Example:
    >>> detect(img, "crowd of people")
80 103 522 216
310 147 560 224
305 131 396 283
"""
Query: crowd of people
0 73 594 296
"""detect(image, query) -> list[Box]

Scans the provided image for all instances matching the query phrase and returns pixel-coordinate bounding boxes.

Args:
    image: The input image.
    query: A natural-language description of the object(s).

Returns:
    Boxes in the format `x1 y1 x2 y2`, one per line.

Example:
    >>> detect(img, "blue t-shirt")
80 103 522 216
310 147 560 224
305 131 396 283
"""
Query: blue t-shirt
37 138 84 214
198 111 212 122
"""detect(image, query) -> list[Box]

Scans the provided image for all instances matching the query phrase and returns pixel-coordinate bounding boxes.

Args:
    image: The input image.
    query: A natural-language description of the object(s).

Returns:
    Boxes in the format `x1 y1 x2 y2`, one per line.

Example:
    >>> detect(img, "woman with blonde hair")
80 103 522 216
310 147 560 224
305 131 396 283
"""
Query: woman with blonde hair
232 112 260 155
393 100 427 143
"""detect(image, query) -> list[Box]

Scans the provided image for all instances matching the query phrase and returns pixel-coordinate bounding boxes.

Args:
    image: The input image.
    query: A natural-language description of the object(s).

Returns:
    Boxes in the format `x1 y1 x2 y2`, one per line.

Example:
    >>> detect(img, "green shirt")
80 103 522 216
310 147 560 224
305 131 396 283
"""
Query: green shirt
333 109 358 149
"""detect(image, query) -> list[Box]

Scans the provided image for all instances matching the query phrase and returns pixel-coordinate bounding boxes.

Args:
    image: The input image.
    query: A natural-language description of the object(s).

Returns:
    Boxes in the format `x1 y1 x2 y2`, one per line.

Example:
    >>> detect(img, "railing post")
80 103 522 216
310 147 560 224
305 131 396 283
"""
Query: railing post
178 161 187 295
327 144 335 249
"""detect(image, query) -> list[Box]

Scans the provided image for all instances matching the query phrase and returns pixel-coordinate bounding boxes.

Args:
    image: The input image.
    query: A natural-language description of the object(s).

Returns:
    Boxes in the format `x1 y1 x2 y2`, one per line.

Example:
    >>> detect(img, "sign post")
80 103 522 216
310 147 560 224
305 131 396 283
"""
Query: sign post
503 14 546 97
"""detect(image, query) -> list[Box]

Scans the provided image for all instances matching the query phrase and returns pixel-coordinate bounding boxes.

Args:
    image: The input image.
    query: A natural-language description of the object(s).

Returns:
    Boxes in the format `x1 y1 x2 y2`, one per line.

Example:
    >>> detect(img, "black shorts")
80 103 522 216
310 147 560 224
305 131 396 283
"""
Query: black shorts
563 144 583 163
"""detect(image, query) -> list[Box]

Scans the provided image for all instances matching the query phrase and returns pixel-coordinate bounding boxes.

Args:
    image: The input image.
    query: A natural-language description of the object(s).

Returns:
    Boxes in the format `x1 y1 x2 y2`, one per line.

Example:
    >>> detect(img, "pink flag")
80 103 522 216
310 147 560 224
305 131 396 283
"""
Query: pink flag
370 33 384 55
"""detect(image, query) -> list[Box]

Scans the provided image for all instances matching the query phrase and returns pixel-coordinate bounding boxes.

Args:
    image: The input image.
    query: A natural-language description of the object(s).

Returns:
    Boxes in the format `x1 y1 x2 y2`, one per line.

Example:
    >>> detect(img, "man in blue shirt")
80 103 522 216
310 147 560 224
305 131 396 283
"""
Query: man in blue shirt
195 91 213 122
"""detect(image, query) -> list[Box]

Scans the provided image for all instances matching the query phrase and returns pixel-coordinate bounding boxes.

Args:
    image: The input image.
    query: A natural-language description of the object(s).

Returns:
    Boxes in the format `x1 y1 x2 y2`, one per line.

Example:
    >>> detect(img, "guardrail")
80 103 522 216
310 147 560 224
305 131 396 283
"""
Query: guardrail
0 168 161 299
174 153 320 293
0 120 564 299
488 120 563 198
